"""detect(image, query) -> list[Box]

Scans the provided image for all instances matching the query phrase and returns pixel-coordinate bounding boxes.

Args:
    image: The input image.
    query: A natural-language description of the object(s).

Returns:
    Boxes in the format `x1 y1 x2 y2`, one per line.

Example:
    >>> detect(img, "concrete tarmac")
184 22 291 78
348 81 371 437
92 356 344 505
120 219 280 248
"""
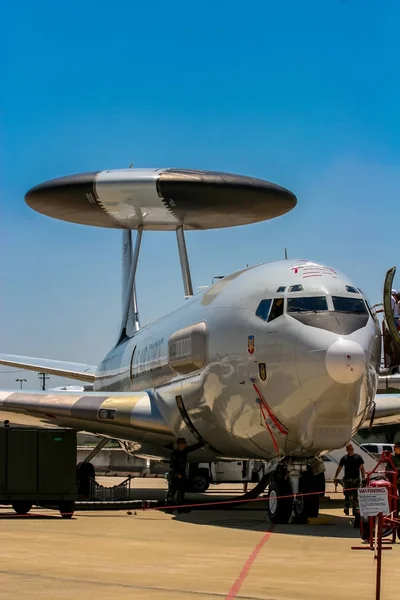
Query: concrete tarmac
0 479 399 600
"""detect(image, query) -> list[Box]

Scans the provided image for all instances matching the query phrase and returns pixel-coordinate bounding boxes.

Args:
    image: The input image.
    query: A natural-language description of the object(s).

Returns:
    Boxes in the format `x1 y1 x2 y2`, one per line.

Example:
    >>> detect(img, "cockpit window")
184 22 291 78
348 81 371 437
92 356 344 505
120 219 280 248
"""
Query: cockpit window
288 284 303 292
345 285 359 294
256 299 272 321
287 296 328 313
276 286 286 293
268 298 284 322
332 296 367 314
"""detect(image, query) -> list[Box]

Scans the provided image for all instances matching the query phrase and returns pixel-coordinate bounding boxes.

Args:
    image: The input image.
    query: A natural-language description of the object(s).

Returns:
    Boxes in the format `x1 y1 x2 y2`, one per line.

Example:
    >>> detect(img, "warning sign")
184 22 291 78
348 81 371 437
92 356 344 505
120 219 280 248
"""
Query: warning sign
357 487 390 517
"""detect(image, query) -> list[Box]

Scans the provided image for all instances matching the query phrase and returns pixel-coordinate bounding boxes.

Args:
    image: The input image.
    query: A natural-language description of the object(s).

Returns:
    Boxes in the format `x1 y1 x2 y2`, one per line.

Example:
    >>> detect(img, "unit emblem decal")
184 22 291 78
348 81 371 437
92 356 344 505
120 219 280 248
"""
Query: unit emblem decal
247 335 255 355
259 362 267 382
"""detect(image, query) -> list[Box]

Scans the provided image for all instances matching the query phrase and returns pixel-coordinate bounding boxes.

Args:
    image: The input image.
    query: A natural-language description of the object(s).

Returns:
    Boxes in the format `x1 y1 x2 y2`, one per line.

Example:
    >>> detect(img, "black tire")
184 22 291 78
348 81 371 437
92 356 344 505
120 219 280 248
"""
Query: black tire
12 501 32 515
397 525 400 541
267 477 293 524
189 471 210 493
360 517 371 540
59 501 75 519
292 472 320 523
353 513 360 529
293 494 319 523
314 472 326 497
382 525 394 538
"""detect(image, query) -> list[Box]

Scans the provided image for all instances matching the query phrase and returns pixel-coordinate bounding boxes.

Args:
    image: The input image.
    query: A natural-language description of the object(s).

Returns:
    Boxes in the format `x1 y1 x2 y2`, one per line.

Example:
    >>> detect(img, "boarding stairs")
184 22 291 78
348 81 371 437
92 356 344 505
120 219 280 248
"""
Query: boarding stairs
324 439 378 479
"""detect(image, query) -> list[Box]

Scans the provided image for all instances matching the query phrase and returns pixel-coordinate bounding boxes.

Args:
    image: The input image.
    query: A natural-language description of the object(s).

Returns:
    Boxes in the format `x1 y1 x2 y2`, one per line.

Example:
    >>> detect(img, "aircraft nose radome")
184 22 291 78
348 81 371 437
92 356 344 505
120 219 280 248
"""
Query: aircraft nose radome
24 172 113 228
325 340 366 384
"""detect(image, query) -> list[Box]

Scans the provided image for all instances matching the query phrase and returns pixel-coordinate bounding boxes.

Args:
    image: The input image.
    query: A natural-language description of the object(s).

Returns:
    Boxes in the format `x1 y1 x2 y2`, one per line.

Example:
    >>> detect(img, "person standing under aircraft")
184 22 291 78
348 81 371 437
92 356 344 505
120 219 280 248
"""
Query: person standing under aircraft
334 443 366 515
386 442 400 493
166 438 204 511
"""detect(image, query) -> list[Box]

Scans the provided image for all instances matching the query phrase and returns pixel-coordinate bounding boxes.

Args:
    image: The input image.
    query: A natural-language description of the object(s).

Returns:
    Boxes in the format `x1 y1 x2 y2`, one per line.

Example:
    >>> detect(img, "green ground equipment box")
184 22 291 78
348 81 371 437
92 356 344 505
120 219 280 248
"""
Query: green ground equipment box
0 427 78 518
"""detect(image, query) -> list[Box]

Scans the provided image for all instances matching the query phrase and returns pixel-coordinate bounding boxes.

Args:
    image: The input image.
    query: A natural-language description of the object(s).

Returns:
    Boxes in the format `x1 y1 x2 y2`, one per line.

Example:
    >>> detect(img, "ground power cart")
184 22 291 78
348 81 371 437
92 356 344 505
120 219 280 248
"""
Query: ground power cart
0 427 78 518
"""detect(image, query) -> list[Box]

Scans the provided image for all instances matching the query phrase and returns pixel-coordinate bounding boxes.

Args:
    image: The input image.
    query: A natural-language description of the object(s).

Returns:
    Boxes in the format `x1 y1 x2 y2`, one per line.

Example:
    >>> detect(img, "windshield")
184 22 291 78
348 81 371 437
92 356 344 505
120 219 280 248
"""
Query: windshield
287 296 328 313
332 296 367 314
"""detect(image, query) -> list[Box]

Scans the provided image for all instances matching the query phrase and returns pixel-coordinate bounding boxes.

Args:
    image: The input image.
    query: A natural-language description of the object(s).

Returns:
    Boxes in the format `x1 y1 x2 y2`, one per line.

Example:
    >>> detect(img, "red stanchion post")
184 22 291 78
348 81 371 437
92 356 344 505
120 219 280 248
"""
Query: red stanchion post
375 513 383 600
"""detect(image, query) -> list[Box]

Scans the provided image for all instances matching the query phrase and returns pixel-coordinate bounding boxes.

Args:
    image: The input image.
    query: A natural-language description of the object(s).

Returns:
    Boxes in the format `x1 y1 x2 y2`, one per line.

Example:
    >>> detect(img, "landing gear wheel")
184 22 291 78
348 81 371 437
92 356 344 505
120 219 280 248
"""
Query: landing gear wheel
360 517 370 541
292 499 308 524
12 501 32 515
292 473 320 523
59 501 75 519
189 471 210 493
353 513 360 529
267 478 293 524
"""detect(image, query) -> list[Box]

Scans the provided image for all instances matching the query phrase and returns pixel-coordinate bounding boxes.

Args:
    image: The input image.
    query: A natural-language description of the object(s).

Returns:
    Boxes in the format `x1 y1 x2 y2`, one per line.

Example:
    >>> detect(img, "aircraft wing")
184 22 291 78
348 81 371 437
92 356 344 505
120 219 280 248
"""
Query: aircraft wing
364 394 400 427
0 389 173 440
0 354 97 382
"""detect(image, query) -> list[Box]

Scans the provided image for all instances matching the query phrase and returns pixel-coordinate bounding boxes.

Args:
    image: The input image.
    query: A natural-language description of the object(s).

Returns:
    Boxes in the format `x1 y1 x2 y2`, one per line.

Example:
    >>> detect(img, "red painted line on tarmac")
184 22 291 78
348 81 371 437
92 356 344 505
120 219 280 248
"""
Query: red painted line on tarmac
225 525 274 599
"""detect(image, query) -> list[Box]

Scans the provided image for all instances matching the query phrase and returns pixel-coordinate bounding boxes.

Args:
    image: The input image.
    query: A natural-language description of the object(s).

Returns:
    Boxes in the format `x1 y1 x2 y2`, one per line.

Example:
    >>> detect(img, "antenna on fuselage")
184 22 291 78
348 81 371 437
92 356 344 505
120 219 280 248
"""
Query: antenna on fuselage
284 248 288 259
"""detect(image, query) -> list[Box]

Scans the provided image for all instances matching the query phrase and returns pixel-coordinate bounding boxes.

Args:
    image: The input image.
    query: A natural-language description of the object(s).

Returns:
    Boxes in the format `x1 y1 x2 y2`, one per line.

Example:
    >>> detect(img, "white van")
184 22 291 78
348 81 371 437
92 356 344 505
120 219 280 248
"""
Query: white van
359 443 394 459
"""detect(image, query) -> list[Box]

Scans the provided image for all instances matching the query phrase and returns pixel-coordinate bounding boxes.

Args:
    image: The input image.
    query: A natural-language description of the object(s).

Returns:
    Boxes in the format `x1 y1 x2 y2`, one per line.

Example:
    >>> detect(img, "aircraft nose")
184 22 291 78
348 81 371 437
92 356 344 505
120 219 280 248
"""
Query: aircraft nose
325 339 366 384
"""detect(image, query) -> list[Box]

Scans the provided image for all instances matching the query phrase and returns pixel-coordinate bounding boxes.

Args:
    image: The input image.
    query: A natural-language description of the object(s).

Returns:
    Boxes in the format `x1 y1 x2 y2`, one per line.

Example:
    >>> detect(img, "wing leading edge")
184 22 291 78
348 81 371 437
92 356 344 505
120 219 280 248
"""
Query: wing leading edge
364 394 400 427
0 390 173 441
0 354 97 382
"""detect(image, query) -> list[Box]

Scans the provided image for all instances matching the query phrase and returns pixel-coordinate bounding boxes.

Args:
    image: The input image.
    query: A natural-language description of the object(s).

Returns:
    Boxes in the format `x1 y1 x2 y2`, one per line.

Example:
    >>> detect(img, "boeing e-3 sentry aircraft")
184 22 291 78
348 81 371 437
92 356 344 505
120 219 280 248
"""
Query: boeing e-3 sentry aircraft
2 167 400 525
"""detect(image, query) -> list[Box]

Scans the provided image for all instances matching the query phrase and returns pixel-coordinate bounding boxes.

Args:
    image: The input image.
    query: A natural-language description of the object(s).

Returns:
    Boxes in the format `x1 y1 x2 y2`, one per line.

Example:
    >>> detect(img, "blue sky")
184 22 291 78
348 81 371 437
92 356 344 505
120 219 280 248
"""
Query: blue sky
1 0 399 389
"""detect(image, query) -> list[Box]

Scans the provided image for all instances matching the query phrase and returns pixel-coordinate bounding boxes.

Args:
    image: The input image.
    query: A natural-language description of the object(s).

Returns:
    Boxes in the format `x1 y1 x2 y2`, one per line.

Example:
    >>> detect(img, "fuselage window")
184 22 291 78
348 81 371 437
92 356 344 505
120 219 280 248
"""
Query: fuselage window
288 284 303 292
256 299 272 321
345 285 359 294
332 296 367 314
287 296 328 313
276 286 286 293
268 298 284 322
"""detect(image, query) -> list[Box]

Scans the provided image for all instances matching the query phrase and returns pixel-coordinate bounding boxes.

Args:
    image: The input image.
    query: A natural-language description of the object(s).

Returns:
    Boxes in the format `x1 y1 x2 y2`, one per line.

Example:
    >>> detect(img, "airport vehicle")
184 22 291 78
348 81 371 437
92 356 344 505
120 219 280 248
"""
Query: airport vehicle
359 443 395 458
0 427 77 517
186 459 267 492
2 168 400 525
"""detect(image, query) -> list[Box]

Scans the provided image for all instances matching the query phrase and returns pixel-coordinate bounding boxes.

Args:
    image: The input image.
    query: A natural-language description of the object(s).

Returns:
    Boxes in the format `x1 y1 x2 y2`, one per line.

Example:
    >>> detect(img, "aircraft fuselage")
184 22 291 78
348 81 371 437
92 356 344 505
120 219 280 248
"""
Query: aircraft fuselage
94 259 381 463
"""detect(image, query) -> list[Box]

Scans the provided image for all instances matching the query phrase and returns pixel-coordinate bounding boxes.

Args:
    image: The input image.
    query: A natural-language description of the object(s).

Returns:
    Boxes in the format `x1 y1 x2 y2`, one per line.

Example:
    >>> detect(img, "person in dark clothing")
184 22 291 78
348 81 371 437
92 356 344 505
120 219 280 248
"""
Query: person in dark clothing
334 443 365 515
165 438 204 510
386 442 400 492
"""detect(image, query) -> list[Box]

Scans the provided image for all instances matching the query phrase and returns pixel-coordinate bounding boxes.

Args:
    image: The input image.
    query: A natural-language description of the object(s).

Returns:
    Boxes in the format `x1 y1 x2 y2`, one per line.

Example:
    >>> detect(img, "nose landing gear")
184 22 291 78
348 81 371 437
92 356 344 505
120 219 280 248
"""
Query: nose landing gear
266 458 325 524
267 476 293 524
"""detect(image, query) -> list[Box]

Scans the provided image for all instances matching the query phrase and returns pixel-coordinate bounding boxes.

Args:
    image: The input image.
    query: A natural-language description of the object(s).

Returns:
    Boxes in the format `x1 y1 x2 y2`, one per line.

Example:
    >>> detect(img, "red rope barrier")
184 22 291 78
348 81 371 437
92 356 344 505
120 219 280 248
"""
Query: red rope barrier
0 485 365 517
